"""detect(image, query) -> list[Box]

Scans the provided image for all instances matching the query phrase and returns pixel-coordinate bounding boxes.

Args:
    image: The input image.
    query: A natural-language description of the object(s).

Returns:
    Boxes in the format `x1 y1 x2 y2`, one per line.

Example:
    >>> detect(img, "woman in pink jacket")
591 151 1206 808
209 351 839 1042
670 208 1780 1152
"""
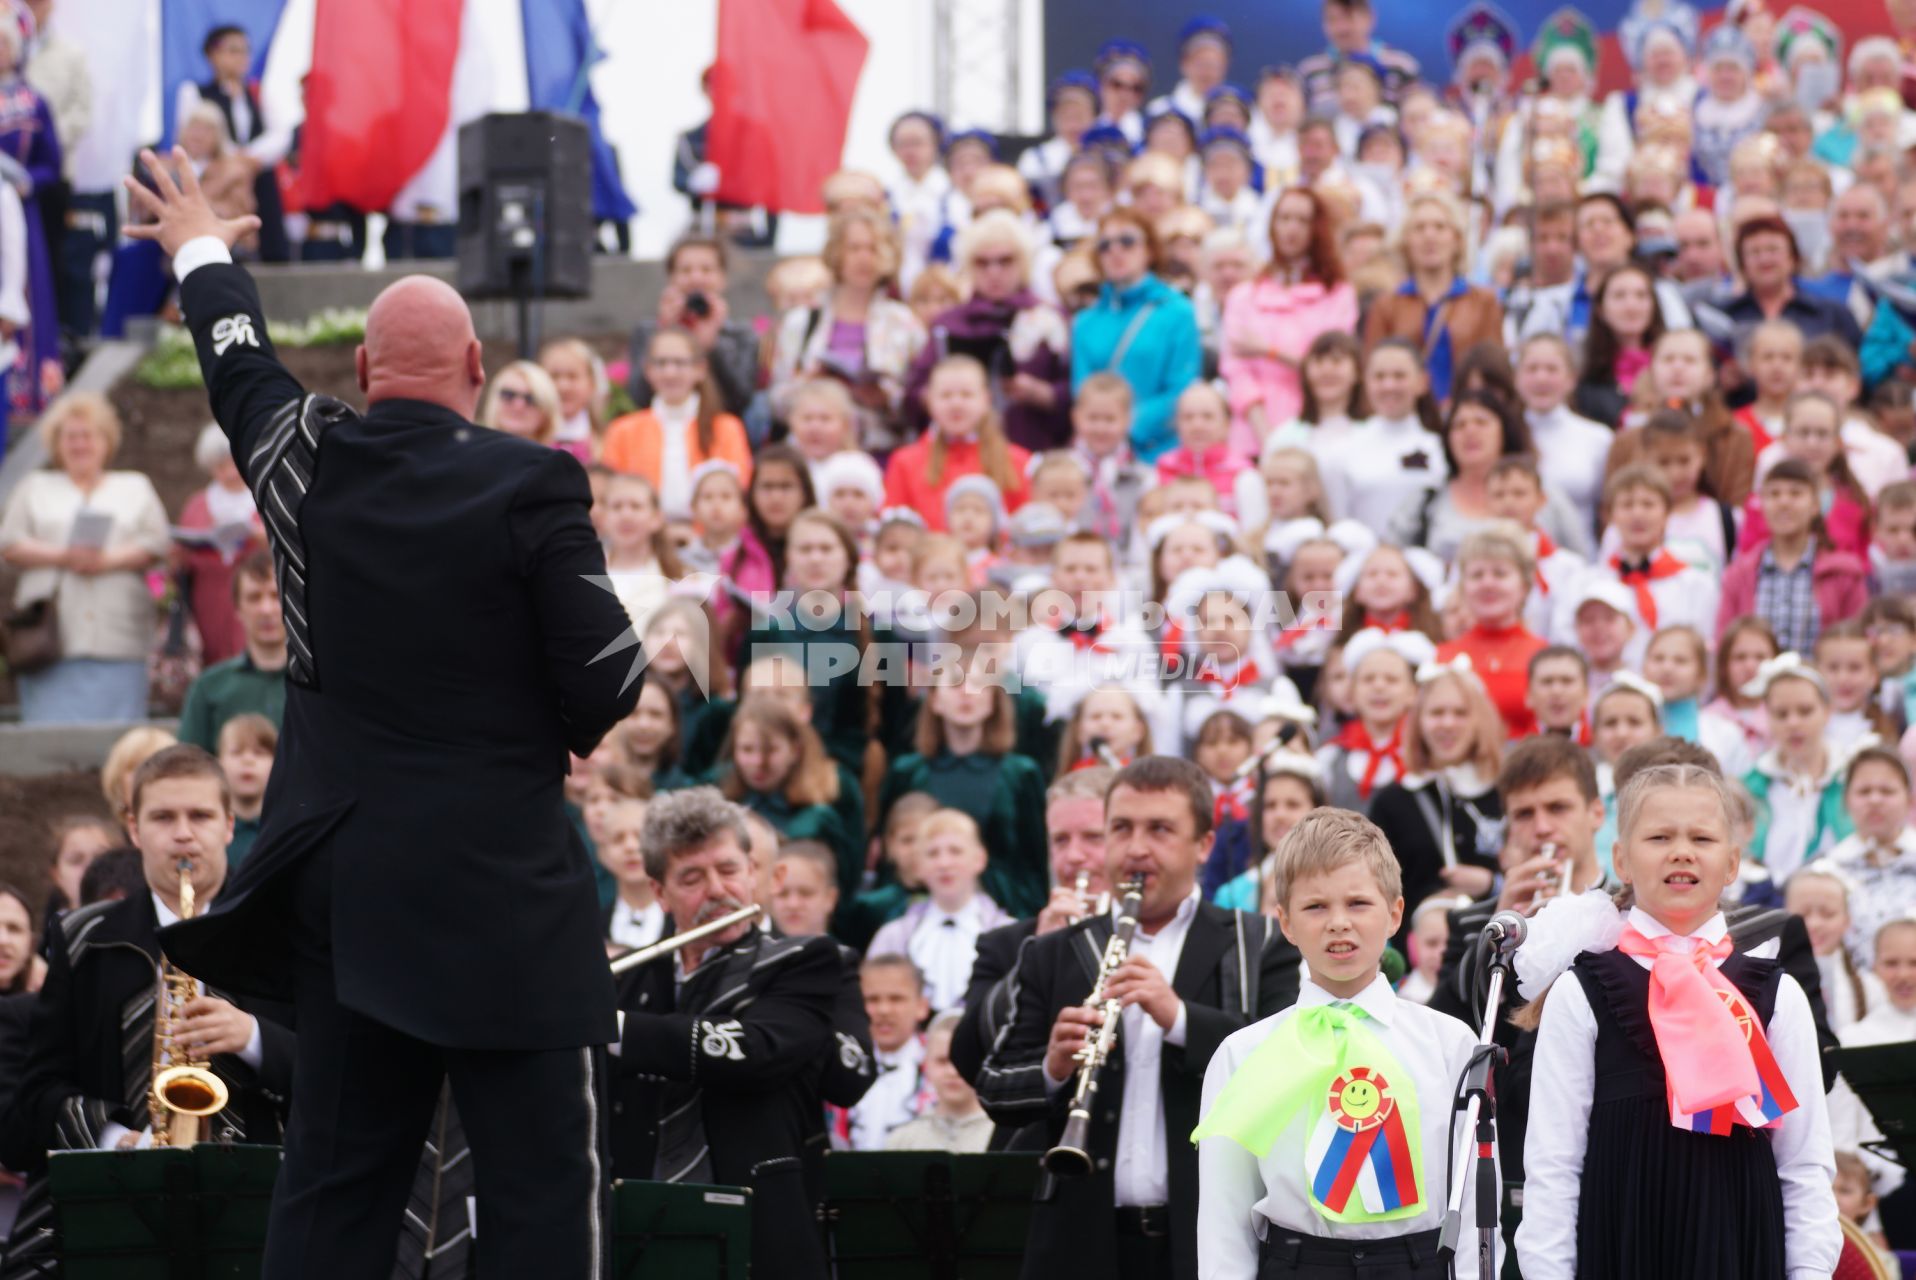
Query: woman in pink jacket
1219 187 1359 459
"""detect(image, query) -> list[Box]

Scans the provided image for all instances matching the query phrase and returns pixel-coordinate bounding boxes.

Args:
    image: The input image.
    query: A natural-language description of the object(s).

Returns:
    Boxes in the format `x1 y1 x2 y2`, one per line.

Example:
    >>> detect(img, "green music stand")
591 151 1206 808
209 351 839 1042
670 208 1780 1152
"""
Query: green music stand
610 1179 752 1279
1835 1041 1916 1167
822 1151 1038 1280
48 1143 280 1279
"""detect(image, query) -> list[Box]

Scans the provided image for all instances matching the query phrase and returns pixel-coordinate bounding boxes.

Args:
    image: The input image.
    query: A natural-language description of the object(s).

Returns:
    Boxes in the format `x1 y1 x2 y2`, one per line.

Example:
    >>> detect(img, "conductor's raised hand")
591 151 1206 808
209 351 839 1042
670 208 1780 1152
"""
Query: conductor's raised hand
122 147 261 259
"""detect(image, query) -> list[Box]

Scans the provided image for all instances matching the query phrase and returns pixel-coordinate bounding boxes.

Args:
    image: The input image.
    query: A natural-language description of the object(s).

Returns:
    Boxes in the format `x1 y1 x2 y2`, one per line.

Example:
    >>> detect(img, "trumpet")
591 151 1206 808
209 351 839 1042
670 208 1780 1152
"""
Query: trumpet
609 903 762 975
150 858 228 1148
1066 871 1110 926
1537 842 1565 902
1043 875 1145 1178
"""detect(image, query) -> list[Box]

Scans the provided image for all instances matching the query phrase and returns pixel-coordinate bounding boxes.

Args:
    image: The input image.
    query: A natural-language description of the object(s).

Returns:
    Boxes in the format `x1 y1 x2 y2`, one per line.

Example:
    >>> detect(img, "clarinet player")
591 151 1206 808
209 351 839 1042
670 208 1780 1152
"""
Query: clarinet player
124 150 640 1278
975 758 1300 1280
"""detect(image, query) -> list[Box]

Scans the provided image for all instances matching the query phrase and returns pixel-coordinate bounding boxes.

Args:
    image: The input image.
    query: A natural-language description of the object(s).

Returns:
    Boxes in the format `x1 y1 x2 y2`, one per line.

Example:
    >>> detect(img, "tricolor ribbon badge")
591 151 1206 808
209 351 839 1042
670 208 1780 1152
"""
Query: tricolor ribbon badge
1307 1066 1421 1218
1676 988 1799 1135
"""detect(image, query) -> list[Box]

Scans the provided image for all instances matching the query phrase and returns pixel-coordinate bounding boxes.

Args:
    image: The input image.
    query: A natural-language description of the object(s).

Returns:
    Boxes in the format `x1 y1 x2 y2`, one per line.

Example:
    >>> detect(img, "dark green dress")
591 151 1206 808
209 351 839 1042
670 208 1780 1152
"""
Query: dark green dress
882 688 1065 784
649 764 697 794
738 788 856 888
701 764 867 897
877 750 1049 917
675 686 729 778
739 614 871 776
567 799 616 908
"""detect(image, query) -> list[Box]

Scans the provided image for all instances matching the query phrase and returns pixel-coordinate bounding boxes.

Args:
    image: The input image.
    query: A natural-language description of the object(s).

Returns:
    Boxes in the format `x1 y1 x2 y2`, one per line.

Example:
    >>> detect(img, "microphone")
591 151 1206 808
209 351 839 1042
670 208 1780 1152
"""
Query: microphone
1481 911 1528 953
1088 736 1124 770
1231 720 1305 781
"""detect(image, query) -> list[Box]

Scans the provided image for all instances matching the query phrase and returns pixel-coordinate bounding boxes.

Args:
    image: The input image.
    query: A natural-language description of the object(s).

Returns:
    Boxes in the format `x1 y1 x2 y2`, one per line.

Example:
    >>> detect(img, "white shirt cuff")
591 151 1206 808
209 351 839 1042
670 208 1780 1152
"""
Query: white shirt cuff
1164 1000 1189 1049
173 236 234 282
97 1121 150 1151
1042 1058 1070 1094
237 1016 262 1070
607 1011 624 1057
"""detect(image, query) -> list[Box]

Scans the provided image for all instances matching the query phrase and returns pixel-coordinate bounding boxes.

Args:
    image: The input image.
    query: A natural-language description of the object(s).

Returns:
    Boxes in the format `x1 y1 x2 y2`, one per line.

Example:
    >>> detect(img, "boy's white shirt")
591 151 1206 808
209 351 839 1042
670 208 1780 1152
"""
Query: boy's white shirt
1515 908 1840 1280
849 1032 927 1152
1551 557 1718 648
1524 538 1588 641
1196 972 1494 1279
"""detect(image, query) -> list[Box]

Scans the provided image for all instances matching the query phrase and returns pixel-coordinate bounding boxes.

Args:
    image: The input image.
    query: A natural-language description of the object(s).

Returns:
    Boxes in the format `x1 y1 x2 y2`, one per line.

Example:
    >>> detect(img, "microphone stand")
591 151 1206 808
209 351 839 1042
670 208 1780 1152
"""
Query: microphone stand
1239 721 1299 909
1437 927 1514 1278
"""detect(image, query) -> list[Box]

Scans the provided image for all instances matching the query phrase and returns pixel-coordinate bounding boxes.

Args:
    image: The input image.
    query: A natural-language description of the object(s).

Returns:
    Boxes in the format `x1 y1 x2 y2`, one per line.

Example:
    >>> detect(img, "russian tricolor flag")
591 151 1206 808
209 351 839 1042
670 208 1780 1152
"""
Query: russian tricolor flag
65 0 632 221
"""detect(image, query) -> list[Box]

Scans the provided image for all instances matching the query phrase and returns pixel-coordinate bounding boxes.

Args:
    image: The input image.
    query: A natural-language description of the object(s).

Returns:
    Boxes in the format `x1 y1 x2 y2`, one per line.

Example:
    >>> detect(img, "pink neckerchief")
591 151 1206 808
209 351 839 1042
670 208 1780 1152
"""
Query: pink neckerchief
1615 922 1799 1133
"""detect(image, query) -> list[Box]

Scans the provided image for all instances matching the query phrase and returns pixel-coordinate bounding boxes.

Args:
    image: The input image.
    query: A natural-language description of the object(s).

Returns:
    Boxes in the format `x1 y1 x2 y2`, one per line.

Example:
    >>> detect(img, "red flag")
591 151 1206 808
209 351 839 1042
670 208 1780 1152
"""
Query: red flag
707 0 869 214
300 0 466 211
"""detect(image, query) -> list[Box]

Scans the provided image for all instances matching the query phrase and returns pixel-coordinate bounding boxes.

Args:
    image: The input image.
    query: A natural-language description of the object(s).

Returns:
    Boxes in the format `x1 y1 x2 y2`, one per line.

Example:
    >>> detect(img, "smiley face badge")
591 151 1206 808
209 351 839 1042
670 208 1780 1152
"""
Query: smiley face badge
1304 1065 1424 1221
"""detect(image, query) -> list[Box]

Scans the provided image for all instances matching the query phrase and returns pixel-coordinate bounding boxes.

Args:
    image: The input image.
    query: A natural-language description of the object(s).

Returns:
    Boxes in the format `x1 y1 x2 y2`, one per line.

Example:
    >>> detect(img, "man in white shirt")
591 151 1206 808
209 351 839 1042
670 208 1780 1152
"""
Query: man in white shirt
976 757 1299 1280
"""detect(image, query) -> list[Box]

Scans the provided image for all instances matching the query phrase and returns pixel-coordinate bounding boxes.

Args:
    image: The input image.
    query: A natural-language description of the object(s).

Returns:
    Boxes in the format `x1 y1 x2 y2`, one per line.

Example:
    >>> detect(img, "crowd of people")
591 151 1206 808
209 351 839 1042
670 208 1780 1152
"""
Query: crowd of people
5 0 1916 1274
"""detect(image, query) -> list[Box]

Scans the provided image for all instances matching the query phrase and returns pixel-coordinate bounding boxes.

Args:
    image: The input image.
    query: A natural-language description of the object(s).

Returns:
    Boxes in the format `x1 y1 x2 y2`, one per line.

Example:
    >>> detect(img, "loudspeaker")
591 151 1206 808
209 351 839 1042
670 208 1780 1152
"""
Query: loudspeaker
456 112 593 300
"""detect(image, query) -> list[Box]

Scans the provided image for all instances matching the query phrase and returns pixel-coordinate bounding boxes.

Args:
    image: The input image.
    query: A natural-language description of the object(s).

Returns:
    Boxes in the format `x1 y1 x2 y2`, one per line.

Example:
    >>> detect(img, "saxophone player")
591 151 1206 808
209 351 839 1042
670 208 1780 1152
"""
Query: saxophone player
975 758 1300 1280
0 747 293 1273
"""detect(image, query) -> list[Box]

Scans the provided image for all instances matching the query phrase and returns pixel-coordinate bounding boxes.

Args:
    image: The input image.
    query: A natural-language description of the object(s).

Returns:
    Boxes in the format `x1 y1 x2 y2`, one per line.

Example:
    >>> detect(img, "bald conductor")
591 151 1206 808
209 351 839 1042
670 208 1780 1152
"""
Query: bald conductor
127 149 640 1278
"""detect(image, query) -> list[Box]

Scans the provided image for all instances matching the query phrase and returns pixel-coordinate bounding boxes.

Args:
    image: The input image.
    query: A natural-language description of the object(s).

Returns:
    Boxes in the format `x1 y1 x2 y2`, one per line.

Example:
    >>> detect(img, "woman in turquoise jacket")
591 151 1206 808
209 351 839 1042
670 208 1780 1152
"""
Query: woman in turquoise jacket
1070 207 1203 462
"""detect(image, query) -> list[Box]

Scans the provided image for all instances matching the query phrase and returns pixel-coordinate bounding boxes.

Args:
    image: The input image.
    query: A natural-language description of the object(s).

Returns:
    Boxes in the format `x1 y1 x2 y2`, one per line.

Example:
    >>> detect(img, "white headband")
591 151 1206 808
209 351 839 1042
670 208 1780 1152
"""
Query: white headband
1740 651 1826 701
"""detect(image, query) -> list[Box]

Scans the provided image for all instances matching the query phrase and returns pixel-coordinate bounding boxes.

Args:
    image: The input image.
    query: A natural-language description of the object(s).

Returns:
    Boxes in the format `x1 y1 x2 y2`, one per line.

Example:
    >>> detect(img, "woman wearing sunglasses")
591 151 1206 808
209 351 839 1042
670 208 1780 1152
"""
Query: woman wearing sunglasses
478 360 563 446
1068 207 1203 463
901 210 1073 452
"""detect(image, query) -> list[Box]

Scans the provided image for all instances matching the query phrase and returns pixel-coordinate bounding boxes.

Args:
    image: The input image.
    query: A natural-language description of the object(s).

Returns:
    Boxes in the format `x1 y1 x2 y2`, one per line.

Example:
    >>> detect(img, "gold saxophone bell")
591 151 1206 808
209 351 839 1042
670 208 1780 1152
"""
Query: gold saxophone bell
149 859 229 1147
153 1064 229 1116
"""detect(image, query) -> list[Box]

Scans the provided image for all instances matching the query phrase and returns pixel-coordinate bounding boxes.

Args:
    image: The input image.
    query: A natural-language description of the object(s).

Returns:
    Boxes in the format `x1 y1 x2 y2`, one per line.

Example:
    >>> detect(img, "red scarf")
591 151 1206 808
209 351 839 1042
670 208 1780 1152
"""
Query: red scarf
1532 531 1557 596
1608 549 1688 628
1330 717 1406 800
1212 775 1254 826
1275 610 1337 651
1059 613 1111 653
1159 620 1184 660
1197 659 1261 697
1365 610 1411 633
1537 712 1592 747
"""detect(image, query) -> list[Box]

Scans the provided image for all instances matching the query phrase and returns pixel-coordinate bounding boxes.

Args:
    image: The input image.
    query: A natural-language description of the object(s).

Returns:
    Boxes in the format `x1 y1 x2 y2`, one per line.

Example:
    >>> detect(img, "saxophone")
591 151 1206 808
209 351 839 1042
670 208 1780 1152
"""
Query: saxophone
149 858 229 1148
1041 875 1146 1178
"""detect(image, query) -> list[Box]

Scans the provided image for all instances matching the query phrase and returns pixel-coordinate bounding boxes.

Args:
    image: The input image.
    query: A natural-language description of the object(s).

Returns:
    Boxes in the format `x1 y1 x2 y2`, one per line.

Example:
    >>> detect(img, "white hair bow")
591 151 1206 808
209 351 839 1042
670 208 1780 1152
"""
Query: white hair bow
1262 517 1327 563
1739 651 1825 701
1415 651 1475 685
1343 627 1438 676
1148 509 1241 552
1164 555 1272 618
878 506 928 529
1598 669 1665 713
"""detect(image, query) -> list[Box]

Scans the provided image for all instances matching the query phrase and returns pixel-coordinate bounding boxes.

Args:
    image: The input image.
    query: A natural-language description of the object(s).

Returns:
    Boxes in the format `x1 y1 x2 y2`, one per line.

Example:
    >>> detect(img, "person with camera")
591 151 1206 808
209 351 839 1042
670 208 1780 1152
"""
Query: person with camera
627 234 760 416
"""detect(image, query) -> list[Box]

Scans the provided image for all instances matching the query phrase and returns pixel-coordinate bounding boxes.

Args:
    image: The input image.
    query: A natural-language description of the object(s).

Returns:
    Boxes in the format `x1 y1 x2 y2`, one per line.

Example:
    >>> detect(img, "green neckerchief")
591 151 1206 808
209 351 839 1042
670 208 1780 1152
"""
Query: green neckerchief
1192 1001 1426 1224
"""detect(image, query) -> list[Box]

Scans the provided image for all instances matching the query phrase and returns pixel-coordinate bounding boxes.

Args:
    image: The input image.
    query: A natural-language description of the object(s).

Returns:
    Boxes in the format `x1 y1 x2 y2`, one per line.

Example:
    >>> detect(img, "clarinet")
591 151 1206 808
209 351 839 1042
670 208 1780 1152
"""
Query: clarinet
1041 876 1146 1178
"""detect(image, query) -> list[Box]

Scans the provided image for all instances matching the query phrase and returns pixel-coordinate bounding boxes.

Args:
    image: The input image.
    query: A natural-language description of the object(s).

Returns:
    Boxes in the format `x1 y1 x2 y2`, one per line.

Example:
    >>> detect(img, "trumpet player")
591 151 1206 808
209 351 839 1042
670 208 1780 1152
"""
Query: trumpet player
975 758 1299 1280
608 788 845 1280
949 767 1113 1094
0 747 293 1272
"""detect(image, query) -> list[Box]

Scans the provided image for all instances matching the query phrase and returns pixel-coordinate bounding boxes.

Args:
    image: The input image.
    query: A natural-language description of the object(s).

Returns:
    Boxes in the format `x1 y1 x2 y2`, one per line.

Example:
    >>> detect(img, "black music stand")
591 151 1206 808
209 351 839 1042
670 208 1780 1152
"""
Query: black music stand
1835 1041 1916 1167
611 1179 752 1280
48 1143 280 1279
822 1151 1039 1280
